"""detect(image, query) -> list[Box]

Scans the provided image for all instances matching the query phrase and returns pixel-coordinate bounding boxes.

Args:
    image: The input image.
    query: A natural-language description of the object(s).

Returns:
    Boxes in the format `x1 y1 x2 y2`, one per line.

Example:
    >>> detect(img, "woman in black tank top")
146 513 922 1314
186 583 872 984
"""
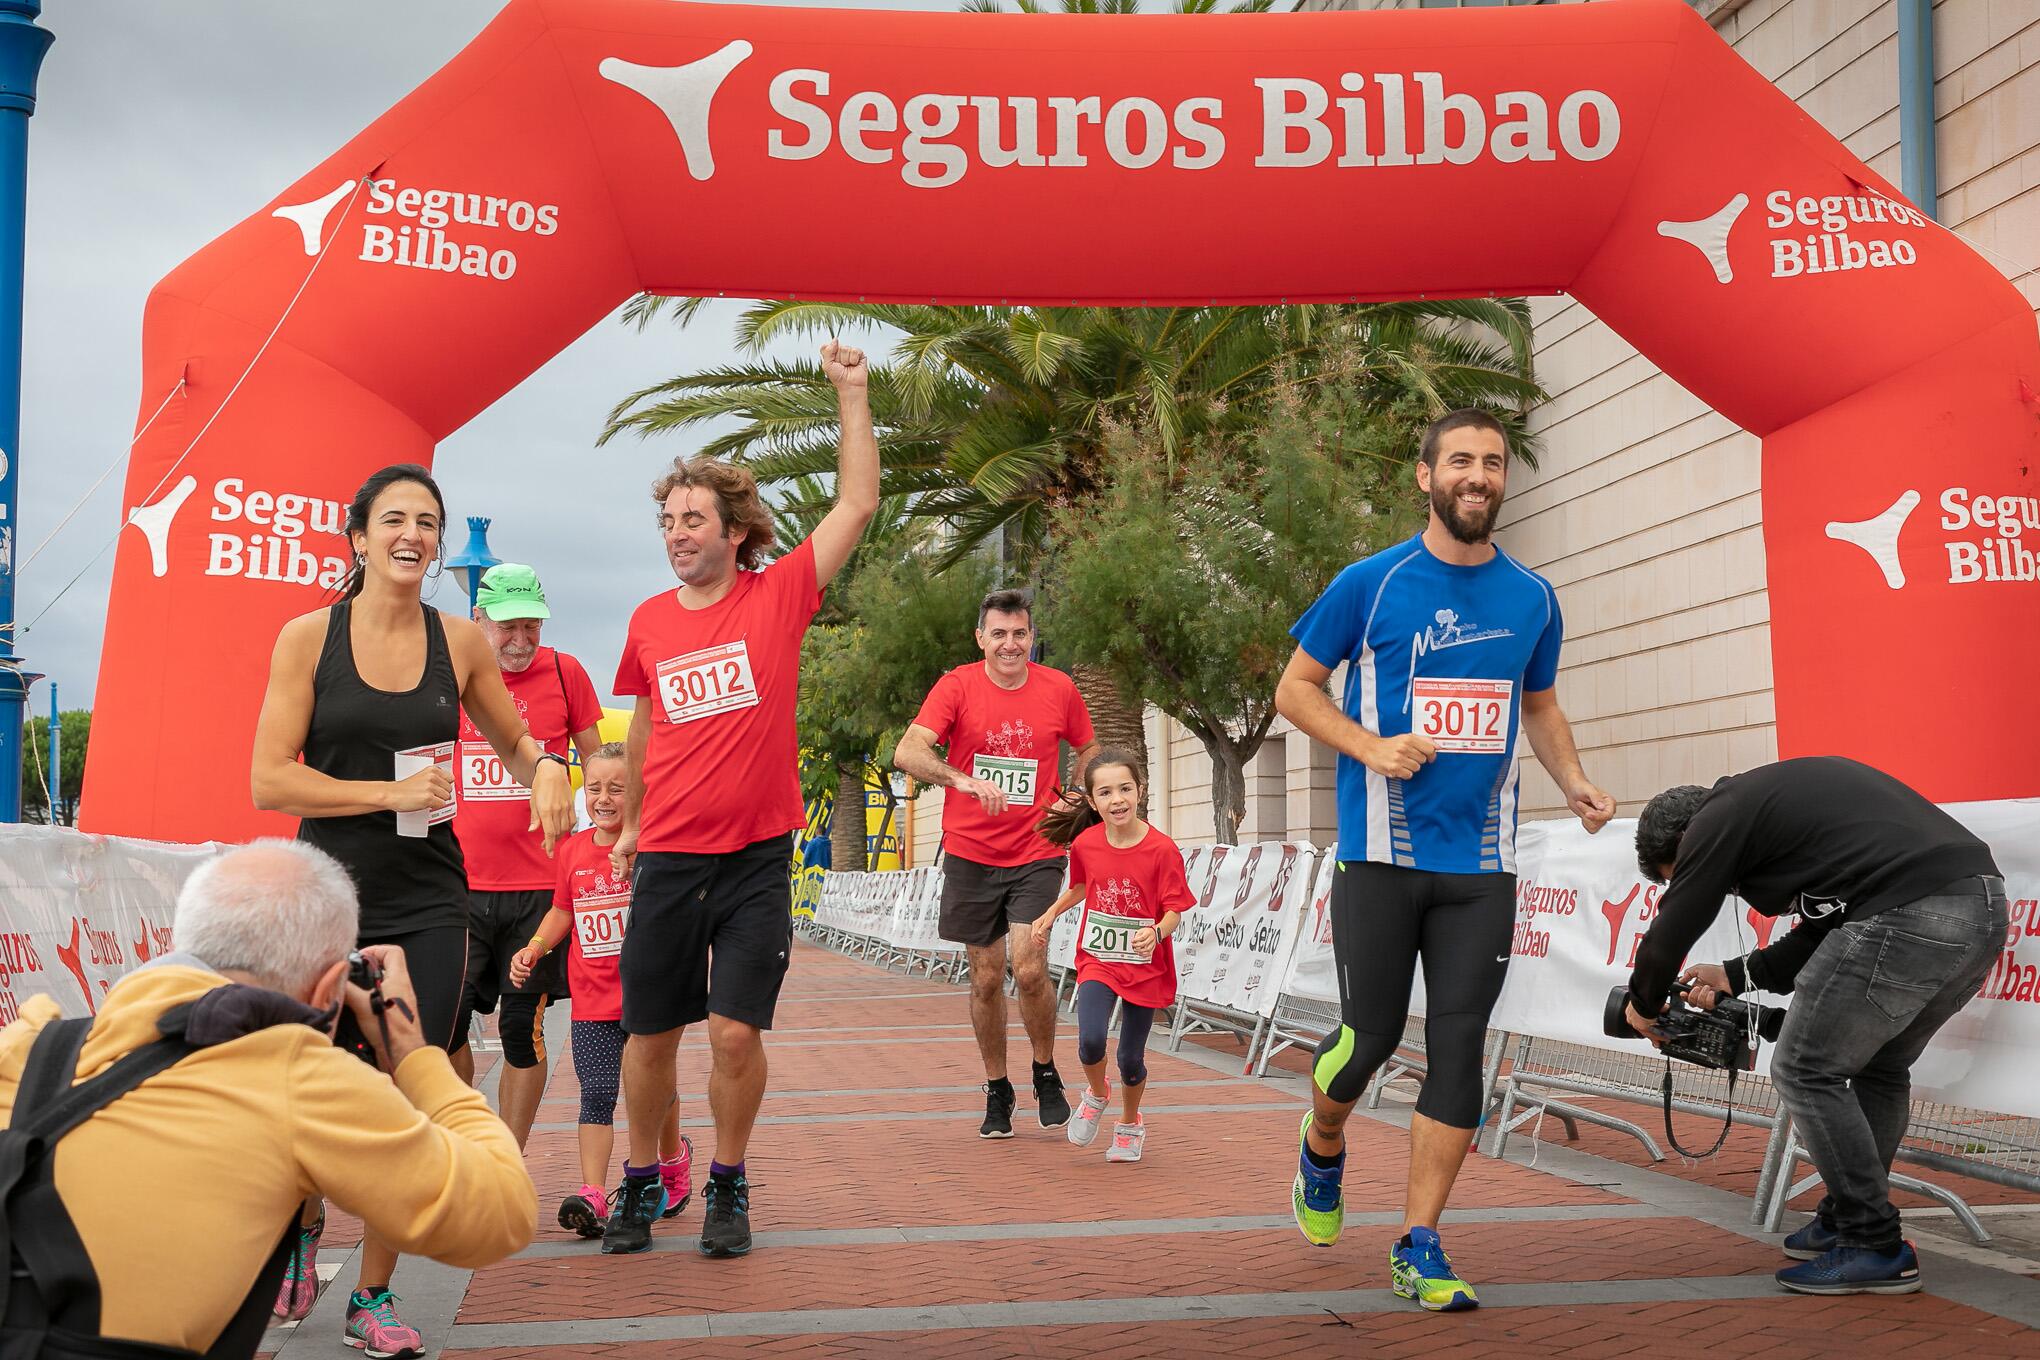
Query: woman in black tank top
250 464 569 1340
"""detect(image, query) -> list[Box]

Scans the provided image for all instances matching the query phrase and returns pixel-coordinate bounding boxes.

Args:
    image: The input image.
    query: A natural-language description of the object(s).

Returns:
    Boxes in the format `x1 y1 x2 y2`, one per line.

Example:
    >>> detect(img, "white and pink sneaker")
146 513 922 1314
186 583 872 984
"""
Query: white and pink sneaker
1068 1085 1110 1147
1107 1119 1147 1163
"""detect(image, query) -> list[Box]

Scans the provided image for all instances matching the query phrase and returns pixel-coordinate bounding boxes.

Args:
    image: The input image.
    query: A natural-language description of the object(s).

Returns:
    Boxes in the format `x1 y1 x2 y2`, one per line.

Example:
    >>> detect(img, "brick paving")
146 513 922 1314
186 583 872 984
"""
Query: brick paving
276 939 2040 1357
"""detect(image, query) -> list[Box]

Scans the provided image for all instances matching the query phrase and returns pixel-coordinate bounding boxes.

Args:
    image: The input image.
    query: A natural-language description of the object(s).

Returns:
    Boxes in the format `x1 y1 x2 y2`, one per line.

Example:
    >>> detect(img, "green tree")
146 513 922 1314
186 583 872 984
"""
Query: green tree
1045 398 1420 842
604 299 1541 786
22 708 89 827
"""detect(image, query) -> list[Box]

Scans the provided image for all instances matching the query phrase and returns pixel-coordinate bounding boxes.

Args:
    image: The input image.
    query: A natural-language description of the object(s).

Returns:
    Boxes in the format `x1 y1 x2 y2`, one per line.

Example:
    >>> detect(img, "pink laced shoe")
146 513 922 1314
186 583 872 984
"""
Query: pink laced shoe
661 1134 695 1218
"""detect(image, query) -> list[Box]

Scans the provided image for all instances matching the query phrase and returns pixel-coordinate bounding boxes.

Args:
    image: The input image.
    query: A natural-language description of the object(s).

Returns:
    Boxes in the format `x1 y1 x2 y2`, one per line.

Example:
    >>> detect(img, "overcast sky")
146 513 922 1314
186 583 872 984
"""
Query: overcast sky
13 0 978 710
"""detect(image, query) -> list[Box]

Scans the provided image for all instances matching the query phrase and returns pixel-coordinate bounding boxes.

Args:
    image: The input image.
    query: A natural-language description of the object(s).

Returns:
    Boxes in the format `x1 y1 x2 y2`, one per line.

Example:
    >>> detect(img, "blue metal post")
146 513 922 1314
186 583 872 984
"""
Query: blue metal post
44 678 55 823
1897 0 1937 220
0 1 51 824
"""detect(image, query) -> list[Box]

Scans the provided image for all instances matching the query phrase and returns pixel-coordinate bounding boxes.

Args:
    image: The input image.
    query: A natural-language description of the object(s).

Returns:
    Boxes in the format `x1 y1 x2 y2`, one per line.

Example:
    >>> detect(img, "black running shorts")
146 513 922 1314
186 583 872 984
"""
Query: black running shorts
621 833 797 1034
938 854 1066 948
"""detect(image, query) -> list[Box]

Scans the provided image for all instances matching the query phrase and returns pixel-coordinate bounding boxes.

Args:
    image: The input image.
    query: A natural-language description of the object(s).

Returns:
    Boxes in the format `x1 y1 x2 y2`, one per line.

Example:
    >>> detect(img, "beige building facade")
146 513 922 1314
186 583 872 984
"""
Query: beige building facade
906 0 2040 865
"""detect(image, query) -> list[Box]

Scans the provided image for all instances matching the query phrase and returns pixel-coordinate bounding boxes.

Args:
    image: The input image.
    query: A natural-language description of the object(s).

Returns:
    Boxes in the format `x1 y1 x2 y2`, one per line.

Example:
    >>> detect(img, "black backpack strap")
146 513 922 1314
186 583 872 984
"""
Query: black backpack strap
9 1019 93 1130
2 1032 200 1340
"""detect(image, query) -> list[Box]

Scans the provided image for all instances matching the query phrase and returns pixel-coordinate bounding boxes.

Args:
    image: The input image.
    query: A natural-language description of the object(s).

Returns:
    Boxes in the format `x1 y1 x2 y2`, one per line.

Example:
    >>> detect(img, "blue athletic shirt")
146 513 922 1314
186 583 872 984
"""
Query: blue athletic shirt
1291 535 1563 874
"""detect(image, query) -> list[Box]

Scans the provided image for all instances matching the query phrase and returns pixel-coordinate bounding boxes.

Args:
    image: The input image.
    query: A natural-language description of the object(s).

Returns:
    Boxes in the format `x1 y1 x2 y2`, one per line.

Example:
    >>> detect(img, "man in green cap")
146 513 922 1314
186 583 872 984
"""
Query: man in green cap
450 565 613 1156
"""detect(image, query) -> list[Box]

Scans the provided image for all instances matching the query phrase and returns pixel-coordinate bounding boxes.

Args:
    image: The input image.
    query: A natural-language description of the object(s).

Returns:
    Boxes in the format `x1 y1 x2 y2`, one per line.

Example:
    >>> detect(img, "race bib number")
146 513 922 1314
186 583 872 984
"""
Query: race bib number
971 754 1037 807
1412 678 1513 754
458 741 523 802
656 641 760 725
1081 909 1152 964
574 893 631 959
393 741 456 838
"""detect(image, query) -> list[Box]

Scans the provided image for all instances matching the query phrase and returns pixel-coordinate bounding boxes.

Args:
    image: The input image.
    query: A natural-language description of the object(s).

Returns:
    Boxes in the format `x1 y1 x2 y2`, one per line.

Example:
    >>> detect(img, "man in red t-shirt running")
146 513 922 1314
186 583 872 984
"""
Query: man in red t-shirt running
450 563 604 1148
604 341 877 1259
894 588 1097 1138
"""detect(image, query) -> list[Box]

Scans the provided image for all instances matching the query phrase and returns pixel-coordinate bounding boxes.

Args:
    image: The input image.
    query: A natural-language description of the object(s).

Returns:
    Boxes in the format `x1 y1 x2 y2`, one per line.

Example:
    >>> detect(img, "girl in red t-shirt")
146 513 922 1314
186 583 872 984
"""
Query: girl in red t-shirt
1032 749 1190 1163
511 744 691 1238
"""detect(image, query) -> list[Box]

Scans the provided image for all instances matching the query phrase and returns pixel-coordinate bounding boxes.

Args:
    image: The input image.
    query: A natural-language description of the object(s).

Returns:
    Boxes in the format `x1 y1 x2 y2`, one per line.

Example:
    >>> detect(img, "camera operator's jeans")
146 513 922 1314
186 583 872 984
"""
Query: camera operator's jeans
1769 876 2008 1251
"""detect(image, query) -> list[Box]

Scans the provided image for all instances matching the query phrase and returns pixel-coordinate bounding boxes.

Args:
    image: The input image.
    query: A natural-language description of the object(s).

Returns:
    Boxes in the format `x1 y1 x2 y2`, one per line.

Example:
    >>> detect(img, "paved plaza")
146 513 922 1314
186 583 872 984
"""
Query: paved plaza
264 941 2040 1358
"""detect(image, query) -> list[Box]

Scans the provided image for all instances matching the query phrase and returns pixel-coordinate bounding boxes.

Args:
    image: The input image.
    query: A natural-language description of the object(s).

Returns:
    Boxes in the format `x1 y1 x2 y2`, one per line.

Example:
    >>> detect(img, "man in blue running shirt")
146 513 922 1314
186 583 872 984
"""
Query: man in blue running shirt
1274 408 1613 1312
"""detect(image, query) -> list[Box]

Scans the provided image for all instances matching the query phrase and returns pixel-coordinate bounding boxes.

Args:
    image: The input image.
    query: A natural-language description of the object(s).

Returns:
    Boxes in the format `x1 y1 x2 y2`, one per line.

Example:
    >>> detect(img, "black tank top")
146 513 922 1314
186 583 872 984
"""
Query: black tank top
296 600 468 937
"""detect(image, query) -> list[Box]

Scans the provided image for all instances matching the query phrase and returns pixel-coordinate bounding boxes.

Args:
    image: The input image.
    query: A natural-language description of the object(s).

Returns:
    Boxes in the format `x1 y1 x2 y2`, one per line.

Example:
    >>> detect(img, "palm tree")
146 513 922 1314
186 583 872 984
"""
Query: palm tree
603 299 1543 781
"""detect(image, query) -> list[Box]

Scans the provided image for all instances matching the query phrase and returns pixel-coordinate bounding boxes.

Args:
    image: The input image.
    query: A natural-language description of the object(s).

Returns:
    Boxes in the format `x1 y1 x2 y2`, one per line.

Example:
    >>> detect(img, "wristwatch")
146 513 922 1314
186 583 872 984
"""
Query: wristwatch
535 752 570 772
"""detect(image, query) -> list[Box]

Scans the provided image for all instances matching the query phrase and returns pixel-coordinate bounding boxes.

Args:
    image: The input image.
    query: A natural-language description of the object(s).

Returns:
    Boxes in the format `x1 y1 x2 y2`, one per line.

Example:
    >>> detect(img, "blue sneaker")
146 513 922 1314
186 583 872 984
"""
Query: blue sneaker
1291 1113 1343 1247
1390 1225 1479 1311
1781 1215 1838 1260
1776 1242 1922 1295
598 1175 667 1256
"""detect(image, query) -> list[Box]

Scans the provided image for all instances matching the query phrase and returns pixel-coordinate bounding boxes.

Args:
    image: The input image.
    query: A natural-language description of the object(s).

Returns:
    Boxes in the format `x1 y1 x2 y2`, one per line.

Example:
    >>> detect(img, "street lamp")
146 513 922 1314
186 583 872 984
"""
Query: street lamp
446 516 500 610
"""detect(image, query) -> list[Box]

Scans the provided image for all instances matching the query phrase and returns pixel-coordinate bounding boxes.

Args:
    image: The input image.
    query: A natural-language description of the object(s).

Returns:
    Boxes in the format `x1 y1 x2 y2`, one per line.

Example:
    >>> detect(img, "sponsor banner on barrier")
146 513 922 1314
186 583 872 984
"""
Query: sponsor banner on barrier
0 827 222 1021
1175 842 1316 1019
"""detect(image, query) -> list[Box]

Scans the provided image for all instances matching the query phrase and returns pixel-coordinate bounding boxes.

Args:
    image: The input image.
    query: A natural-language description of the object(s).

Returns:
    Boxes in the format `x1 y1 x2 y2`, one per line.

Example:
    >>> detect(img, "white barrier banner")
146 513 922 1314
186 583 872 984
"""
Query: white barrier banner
1175 842 1315 1018
0 826 222 1021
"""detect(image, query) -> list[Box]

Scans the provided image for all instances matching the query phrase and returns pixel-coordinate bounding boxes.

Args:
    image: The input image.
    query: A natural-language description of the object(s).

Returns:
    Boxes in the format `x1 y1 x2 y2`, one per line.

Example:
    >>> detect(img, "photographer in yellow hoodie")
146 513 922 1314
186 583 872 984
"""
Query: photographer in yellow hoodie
0 840 537 1355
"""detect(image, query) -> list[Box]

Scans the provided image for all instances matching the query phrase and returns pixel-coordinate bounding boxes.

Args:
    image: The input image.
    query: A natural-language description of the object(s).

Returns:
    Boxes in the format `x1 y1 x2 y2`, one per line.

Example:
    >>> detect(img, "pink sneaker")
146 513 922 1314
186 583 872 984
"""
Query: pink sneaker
1068 1086 1109 1148
1107 1119 1147 1163
661 1135 695 1218
558 1183 610 1239
272 1206 324 1321
343 1288 422 1359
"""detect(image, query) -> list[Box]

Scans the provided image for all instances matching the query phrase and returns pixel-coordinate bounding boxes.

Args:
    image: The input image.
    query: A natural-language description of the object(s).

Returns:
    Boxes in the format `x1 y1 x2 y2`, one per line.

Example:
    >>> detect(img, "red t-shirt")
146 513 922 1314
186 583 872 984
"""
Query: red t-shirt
1069 822 1191 1010
551 829 630 1021
454 647 604 891
614 539 822 854
912 662 1095 867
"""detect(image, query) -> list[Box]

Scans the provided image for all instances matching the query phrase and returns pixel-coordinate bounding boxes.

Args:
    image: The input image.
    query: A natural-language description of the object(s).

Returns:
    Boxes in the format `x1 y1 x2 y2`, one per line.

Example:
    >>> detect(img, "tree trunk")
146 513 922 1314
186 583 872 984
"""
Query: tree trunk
832 764 868 875
1067 661 1149 783
1204 738 1248 846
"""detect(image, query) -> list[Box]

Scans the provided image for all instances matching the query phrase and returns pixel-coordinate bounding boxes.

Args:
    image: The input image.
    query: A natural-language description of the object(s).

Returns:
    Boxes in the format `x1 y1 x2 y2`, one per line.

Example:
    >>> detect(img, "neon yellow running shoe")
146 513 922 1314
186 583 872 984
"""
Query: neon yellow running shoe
1292 1112 1344 1247
1390 1226 1479 1311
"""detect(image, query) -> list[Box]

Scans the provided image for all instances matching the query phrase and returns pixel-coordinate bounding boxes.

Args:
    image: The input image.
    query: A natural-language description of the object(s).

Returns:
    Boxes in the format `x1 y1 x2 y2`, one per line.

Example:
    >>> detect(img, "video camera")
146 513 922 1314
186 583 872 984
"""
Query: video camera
1603 979 1785 1072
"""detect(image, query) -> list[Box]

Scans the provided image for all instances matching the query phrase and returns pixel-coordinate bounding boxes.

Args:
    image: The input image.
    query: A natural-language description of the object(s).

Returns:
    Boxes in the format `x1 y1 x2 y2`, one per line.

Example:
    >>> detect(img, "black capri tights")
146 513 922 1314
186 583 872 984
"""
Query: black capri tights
1310 861 1514 1129
1075 979 1156 1088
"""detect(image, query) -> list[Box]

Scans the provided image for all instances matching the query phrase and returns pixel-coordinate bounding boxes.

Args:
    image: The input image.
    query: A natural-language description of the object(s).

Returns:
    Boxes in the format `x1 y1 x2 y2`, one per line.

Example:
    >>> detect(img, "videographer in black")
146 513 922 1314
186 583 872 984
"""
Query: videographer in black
1623 756 2006 1297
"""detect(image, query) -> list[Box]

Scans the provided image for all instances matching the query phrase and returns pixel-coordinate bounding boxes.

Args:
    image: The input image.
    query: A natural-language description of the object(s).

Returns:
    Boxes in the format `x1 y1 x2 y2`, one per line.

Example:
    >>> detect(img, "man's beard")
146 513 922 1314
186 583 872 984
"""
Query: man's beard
1431 482 1501 544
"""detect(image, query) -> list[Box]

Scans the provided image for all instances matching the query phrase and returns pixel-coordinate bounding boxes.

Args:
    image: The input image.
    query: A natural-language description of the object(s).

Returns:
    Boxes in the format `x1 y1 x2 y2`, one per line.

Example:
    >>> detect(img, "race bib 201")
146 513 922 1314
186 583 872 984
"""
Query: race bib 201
1081 908 1151 964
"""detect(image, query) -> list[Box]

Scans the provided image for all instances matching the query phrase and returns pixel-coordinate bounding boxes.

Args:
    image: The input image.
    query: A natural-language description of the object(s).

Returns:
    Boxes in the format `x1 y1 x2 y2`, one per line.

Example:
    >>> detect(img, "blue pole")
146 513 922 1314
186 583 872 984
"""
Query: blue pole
0 0 51 824
1897 0 1937 220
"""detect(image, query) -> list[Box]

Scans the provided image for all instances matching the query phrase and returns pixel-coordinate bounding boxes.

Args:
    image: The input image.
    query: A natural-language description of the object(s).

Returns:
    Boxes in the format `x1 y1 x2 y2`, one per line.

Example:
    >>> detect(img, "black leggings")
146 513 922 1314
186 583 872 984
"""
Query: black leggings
1075 980 1156 1088
1311 861 1513 1128
335 924 469 1063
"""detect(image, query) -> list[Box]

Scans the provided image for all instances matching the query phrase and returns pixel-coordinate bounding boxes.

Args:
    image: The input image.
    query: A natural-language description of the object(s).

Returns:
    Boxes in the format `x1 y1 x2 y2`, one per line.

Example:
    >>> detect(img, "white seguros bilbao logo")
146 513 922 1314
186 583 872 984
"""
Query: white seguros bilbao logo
1826 487 2040 589
274 178 562 281
1660 189 1926 284
125 476 353 587
600 39 1622 190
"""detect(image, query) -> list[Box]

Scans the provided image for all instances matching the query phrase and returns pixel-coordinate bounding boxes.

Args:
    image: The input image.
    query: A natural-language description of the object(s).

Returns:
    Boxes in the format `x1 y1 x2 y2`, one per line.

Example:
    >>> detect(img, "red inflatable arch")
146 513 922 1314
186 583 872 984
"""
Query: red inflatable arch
86 0 2039 843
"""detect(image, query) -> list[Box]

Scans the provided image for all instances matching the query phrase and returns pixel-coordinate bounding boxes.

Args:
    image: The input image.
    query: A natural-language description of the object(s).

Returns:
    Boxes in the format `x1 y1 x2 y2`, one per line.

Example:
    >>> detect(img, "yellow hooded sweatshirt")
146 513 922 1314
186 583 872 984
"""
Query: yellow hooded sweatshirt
0 963 537 1351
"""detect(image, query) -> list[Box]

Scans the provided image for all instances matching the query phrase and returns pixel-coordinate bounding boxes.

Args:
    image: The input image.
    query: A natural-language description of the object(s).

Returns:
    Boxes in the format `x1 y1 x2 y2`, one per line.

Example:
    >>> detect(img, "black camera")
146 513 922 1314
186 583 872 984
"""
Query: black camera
1603 980 1785 1071
345 949 382 993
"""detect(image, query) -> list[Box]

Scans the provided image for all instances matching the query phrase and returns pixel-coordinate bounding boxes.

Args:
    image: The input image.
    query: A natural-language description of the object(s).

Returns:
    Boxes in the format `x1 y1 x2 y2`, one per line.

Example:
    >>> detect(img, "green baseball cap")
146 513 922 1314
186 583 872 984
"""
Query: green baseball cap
475 563 551 621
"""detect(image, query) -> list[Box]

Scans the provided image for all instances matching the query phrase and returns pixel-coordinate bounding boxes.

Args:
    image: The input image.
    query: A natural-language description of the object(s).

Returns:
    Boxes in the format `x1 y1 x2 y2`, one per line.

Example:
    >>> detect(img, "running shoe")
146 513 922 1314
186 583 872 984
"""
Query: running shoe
700 1173 753 1258
343 1288 423 1359
1035 1065 1072 1128
1390 1226 1479 1312
1781 1214 1839 1260
1292 1112 1344 1248
980 1081 1016 1139
1106 1119 1146 1163
661 1135 695 1218
1776 1242 1922 1295
600 1174 665 1255
1068 1085 1110 1147
272 1205 324 1321
559 1183 609 1239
